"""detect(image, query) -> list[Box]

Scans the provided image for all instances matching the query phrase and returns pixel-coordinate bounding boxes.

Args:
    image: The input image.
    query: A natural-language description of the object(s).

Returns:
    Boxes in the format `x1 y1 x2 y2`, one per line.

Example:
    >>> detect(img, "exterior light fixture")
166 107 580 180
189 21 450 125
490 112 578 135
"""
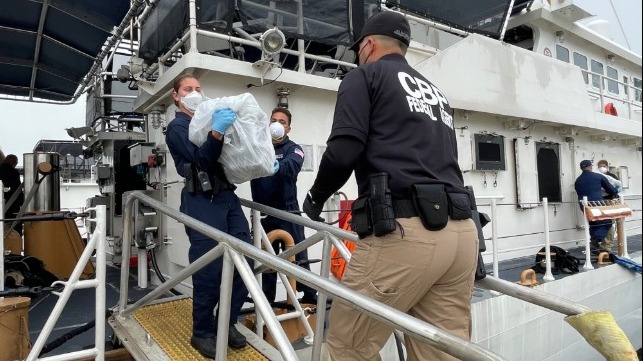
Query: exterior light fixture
260 28 285 57
555 30 565 43
277 87 290 108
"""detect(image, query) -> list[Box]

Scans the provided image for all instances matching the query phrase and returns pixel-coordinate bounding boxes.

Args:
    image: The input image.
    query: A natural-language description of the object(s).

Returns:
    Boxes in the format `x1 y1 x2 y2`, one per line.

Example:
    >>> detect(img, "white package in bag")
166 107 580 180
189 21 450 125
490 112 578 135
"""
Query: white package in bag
189 93 275 184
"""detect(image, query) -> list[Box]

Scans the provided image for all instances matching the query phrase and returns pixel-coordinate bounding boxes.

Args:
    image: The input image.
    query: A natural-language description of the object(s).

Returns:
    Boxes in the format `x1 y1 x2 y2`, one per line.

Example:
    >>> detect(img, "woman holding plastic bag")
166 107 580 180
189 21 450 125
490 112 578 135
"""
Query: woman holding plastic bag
189 92 277 183
165 74 257 358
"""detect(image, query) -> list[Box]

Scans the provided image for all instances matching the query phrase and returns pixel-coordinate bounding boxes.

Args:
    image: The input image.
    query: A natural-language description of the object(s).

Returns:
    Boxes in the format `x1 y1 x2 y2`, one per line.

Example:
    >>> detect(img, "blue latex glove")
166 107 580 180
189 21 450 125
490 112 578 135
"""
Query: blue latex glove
273 160 280 175
212 108 237 134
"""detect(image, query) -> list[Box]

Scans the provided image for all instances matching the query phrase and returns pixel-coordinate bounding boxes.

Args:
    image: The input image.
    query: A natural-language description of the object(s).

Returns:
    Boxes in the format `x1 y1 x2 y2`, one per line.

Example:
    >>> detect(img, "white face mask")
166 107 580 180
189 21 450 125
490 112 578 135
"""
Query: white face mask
269 122 286 141
181 91 205 112
598 166 608 174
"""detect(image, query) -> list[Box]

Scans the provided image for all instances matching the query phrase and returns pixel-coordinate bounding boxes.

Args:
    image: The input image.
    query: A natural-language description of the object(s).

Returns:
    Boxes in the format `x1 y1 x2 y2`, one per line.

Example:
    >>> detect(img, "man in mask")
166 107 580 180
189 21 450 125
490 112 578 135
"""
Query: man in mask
250 107 318 305
597 159 618 180
597 159 620 251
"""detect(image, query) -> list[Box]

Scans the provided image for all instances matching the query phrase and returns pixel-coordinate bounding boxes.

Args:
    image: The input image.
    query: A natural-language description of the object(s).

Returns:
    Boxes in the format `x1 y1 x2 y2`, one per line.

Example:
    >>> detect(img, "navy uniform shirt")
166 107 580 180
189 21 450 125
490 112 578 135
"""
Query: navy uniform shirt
251 137 305 211
165 111 229 184
575 170 617 202
319 53 464 200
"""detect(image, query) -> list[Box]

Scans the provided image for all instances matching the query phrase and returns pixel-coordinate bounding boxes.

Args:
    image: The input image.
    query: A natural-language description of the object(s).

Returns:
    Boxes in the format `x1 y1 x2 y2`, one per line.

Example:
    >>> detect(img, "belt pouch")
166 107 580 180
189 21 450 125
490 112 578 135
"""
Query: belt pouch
349 195 373 238
447 192 472 220
412 184 449 231
475 252 487 280
184 164 196 194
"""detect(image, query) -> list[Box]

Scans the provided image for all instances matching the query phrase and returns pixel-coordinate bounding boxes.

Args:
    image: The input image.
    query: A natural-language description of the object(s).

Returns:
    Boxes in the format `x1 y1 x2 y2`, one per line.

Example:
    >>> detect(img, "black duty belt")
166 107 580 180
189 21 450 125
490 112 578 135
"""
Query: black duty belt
393 199 417 218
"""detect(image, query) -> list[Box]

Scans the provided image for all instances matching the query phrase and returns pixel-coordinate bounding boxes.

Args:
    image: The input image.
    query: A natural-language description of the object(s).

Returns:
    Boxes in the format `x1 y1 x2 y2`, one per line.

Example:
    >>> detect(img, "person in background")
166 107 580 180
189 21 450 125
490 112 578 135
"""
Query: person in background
303 11 479 361
250 107 318 305
597 159 619 251
165 74 249 359
575 159 617 252
1 154 24 235
597 159 618 180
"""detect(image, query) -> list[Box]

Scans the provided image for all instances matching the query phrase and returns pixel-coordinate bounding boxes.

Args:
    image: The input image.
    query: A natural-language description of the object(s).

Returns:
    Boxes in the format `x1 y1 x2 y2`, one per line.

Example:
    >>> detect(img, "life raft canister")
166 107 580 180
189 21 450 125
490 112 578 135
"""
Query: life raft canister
604 102 618 116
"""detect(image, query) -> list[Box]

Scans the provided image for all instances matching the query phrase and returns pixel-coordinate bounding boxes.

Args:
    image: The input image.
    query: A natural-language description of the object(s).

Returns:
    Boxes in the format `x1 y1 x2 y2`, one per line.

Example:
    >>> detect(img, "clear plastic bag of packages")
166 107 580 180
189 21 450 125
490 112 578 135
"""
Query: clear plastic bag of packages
189 93 275 184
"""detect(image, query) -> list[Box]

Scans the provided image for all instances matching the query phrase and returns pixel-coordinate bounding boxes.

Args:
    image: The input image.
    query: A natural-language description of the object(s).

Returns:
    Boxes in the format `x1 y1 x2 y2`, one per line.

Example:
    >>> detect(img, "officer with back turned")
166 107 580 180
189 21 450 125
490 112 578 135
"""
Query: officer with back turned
303 11 479 361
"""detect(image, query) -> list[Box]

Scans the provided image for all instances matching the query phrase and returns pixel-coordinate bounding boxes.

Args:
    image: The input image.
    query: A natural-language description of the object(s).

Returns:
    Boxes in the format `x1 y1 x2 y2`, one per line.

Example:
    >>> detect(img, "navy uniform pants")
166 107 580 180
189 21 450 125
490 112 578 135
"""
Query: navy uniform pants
181 188 251 338
261 215 317 302
589 219 612 242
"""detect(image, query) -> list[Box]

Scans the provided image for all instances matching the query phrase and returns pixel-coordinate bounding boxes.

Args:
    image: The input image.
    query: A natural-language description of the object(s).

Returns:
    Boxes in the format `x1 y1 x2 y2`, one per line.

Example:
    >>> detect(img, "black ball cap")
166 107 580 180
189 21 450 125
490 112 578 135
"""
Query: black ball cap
350 11 411 51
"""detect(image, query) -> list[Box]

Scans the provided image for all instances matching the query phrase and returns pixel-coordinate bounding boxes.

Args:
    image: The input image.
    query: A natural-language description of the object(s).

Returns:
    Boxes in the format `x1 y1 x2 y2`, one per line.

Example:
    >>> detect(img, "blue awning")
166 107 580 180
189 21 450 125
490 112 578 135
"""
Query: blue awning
0 0 130 102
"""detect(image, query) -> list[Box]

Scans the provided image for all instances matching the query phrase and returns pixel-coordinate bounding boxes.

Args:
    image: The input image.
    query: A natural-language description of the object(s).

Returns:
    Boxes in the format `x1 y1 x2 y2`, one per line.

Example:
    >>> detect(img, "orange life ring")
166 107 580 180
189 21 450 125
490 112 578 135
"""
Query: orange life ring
266 229 298 304
604 103 618 116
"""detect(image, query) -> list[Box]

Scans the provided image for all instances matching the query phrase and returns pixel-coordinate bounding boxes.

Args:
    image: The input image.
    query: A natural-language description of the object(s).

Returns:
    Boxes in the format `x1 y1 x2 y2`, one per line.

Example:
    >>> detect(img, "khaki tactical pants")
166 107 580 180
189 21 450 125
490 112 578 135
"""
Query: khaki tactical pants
602 222 615 250
326 217 478 361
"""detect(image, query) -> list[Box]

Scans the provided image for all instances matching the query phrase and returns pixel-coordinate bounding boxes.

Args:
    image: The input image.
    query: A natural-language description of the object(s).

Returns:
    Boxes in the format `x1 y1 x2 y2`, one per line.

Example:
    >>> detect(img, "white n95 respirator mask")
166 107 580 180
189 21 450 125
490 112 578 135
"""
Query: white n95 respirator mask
181 91 206 112
598 167 608 174
270 122 286 141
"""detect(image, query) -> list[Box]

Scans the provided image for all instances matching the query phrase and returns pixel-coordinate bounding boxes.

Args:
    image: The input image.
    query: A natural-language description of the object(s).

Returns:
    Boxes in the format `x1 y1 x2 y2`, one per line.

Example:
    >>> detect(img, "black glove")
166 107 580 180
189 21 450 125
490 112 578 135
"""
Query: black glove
303 192 325 222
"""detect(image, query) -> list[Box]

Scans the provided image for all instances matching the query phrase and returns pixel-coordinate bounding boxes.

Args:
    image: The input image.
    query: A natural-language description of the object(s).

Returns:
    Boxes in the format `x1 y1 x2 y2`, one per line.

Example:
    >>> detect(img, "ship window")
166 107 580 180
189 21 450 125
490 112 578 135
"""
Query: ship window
618 166 630 189
590 59 604 89
606 66 619 94
536 142 562 202
474 133 506 171
634 77 642 102
573 52 589 84
555 45 569 62
300 144 314 171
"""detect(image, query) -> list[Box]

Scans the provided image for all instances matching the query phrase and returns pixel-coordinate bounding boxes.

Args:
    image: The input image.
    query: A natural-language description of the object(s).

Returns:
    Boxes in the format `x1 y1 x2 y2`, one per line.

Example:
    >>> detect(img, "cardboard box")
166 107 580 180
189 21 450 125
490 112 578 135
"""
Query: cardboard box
245 304 318 346
0 297 31 361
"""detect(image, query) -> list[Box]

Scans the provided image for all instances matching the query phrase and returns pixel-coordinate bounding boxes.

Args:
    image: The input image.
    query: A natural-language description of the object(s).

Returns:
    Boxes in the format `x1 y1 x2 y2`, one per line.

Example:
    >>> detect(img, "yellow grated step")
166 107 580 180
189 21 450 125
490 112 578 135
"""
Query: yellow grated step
133 298 268 361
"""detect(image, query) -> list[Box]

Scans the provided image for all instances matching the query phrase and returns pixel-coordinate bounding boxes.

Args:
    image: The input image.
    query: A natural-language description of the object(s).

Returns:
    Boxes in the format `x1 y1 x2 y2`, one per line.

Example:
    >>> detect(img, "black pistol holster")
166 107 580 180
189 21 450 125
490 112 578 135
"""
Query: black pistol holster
184 163 196 194
349 173 396 238
369 173 396 236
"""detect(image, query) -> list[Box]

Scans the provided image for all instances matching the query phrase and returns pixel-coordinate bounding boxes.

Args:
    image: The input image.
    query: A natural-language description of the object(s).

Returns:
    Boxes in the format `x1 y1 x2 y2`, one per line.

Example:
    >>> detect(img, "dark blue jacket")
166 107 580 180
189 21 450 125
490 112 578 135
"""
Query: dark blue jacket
251 137 304 211
575 170 617 203
165 111 229 183
0 163 23 215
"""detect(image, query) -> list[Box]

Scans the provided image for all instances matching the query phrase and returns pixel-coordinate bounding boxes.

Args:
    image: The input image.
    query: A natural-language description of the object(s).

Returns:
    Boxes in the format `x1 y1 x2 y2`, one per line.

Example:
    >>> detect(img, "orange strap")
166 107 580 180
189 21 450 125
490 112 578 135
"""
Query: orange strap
330 212 356 280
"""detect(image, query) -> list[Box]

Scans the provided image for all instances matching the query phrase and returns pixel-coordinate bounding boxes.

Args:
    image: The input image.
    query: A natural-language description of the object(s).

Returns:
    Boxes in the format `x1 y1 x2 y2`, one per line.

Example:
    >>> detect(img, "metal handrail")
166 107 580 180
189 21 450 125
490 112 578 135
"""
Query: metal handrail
580 68 643 120
26 205 107 361
117 191 606 360
118 191 507 361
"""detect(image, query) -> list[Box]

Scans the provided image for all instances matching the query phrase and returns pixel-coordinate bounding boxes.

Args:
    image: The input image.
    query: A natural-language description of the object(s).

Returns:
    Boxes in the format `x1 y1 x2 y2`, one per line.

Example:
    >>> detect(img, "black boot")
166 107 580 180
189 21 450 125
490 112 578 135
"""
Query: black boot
228 325 247 349
191 336 217 359
300 292 318 305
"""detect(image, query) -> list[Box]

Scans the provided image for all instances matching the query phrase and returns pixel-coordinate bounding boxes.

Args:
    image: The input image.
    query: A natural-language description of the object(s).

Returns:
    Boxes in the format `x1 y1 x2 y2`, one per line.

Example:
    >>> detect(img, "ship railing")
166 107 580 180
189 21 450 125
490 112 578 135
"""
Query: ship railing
141 0 443 81
241 197 595 342
23 205 108 361
118 191 508 361
581 68 643 121
475 194 641 281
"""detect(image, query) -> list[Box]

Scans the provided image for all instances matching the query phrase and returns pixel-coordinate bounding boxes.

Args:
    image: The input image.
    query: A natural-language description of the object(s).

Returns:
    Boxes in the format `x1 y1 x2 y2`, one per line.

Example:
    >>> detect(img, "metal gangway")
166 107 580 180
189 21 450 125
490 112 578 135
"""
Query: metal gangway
102 191 599 361
17 189 633 360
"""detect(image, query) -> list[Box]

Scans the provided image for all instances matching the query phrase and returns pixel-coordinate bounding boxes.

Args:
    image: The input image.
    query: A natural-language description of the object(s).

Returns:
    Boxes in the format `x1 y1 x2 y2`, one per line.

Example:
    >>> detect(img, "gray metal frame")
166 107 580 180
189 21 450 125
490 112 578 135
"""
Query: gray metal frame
25 205 108 361
113 190 605 361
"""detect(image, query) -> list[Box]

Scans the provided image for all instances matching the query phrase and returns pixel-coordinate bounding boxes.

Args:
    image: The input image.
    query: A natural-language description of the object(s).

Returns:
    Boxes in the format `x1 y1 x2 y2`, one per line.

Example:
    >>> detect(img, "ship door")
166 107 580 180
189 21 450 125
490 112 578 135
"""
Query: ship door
535 142 562 203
